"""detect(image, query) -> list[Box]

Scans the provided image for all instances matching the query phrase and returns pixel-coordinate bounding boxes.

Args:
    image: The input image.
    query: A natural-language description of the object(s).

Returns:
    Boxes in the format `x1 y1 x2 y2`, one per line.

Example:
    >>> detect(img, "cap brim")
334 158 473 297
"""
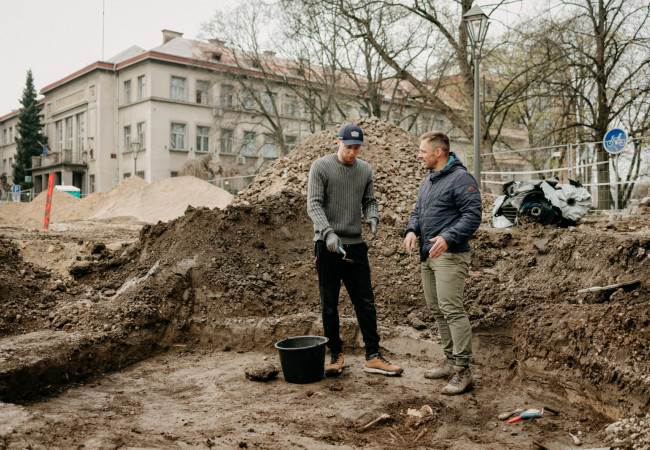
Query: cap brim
340 140 365 146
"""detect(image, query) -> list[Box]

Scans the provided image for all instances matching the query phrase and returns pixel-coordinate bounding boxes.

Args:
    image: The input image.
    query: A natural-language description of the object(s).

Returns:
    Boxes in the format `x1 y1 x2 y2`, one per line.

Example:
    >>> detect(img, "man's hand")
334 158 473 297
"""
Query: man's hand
325 231 342 253
404 231 418 254
368 218 378 240
428 236 448 258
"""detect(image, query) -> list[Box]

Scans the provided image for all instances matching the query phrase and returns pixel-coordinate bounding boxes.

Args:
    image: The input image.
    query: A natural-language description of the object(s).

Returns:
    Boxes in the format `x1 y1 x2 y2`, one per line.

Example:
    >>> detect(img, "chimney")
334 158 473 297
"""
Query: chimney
162 29 183 44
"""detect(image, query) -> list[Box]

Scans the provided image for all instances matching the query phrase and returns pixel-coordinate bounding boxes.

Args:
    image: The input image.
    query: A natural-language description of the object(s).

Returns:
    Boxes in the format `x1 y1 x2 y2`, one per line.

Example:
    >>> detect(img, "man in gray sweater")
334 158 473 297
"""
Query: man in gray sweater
307 123 403 377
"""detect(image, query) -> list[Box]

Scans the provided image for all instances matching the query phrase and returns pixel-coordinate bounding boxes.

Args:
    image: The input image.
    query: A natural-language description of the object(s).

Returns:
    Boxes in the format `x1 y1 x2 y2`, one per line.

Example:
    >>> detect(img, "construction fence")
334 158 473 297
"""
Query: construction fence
207 174 258 194
473 136 650 212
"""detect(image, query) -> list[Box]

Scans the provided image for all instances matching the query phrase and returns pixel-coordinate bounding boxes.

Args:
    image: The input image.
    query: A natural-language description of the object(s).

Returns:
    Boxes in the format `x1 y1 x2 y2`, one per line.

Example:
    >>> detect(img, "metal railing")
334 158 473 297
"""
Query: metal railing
31 149 89 168
207 174 258 194
478 136 650 211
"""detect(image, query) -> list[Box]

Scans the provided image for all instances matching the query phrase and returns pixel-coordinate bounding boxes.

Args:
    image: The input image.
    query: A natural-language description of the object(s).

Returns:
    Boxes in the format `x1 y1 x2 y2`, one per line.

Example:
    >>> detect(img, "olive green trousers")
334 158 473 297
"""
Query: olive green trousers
421 252 472 366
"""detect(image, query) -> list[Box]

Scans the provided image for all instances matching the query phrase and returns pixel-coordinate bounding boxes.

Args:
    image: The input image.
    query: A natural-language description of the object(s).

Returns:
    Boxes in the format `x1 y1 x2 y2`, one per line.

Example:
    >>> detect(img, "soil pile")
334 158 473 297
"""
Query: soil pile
237 117 425 227
0 176 233 228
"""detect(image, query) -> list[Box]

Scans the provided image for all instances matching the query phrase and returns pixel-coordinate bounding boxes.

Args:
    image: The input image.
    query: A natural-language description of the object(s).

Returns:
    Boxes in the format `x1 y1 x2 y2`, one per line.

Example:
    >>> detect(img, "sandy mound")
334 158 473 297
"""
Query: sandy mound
0 176 233 228
89 176 233 223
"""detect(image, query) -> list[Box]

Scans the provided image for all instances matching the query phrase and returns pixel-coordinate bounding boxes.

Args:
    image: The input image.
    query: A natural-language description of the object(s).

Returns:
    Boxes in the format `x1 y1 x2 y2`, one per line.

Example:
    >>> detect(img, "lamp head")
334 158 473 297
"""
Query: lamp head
130 139 142 157
464 4 489 46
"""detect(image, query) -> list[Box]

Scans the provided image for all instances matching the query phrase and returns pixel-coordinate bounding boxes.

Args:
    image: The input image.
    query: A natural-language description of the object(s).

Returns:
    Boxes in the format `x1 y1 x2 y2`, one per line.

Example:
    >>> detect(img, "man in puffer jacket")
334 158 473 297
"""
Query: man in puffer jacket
404 131 482 395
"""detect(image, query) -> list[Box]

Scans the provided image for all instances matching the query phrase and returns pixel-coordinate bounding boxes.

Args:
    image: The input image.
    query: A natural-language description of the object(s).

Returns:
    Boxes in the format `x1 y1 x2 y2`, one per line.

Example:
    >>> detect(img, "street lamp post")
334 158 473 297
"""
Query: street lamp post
130 139 142 177
464 4 490 189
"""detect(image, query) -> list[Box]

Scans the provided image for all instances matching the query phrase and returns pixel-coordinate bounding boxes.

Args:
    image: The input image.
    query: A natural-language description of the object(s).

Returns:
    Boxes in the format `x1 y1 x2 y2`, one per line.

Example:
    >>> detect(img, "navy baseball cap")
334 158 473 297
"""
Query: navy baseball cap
338 123 365 146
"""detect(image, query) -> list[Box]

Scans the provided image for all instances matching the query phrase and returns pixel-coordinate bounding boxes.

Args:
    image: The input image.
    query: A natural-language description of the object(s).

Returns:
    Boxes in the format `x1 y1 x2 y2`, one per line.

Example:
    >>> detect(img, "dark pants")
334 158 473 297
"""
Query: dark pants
315 241 380 357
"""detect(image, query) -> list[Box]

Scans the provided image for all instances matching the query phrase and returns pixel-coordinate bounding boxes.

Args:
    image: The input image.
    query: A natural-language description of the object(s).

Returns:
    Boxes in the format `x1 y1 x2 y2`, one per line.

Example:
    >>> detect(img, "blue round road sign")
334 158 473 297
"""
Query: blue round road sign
604 128 627 154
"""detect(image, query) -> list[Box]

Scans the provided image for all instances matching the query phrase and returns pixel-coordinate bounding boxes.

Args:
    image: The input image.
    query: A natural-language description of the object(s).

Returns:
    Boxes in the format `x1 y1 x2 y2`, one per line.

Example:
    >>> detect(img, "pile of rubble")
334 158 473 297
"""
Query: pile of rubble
237 118 426 226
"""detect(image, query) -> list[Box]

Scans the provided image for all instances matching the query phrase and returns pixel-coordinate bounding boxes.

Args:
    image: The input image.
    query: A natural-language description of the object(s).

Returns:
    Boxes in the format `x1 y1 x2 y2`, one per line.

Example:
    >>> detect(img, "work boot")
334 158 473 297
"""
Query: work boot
424 357 455 379
325 352 344 376
441 366 473 395
364 352 404 376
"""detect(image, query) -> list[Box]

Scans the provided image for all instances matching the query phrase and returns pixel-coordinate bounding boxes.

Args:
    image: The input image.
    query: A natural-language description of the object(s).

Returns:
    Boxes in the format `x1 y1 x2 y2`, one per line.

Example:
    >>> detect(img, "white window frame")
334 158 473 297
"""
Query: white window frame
196 80 210 104
55 121 63 151
220 84 234 108
65 117 73 150
124 80 132 104
196 126 210 152
170 76 186 101
220 129 234 154
242 131 257 156
137 122 145 147
124 125 131 150
137 75 146 100
263 134 278 158
76 113 85 151
170 123 186 150
285 135 297 152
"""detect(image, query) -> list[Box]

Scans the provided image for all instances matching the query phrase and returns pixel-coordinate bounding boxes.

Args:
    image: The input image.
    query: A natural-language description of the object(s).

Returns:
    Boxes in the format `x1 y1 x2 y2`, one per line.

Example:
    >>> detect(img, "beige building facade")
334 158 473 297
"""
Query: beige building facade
1 30 466 198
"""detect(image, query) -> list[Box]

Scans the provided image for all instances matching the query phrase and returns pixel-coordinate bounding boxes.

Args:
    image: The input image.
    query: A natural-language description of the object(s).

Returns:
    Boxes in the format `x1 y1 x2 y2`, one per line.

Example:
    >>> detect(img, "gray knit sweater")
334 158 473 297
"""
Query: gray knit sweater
307 153 379 244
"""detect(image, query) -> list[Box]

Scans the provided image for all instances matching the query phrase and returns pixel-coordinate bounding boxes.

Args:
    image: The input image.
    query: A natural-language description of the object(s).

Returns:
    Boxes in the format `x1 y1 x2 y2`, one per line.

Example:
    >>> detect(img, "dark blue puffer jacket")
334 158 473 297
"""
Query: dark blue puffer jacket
405 154 482 261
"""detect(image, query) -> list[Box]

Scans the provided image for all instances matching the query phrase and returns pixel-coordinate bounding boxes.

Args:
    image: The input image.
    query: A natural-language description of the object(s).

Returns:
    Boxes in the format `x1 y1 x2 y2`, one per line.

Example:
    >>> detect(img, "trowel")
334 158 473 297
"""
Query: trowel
338 245 354 263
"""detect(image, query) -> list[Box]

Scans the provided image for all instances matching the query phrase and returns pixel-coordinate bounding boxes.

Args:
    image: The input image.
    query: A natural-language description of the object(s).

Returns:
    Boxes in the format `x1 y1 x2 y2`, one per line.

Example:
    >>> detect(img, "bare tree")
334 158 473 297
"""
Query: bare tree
545 0 650 208
203 0 290 157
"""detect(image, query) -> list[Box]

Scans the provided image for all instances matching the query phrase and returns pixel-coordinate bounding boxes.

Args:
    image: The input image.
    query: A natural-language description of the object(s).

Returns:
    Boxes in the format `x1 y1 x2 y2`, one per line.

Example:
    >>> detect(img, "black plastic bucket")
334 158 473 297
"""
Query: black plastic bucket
274 336 329 384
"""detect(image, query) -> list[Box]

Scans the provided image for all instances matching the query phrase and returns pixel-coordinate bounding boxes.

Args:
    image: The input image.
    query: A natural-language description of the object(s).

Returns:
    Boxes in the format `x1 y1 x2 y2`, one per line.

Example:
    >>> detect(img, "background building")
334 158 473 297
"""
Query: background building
1 30 490 198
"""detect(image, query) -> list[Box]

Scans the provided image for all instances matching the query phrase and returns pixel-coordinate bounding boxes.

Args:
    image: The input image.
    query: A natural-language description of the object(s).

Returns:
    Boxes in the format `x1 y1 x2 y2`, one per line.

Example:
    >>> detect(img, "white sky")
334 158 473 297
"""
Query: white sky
0 0 233 115
0 0 531 116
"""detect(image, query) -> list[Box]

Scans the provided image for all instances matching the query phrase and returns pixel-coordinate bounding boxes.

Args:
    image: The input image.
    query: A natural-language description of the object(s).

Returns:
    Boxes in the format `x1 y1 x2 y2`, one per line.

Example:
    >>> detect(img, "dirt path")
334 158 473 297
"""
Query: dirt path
1 331 611 449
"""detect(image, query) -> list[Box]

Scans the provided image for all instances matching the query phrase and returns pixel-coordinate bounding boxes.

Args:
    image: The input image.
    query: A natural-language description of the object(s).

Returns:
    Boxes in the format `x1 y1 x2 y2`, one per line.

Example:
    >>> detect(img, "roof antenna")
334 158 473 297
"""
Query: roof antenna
101 0 105 61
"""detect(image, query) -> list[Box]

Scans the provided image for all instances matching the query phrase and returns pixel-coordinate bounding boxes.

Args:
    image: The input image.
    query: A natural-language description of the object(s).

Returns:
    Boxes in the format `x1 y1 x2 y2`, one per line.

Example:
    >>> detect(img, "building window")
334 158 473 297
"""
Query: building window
196 80 210 104
263 92 277 113
242 131 257 156
220 84 233 108
2 129 6 145
137 75 146 100
283 95 297 117
285 135 297 152
9 127 13 143
170 123 185 149
264 134 278 158
196 126 210 152
124 125 131 150
123 172 131 179
243 93 255 110
55 121 63 151
65 117 73 149
220 129 233 154
89 174 96 193
360 106 369 117
137 122 145 146
124 80 131 104
171 171 179 177
170 76 186 101
76 113 85 151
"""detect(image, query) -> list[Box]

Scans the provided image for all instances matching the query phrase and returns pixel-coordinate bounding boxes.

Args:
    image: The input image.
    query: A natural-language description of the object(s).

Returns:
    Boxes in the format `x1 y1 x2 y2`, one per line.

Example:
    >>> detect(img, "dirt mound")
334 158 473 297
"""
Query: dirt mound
238 117 425 226
89 176 233 223
0 176 233 228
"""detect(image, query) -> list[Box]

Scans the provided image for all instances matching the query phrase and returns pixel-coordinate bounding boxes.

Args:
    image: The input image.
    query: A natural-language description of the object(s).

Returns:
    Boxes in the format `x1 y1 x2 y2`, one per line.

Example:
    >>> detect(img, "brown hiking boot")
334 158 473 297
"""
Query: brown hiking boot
325 352 344 376
424 357 455 379
364 353 403 376
441 366 473 395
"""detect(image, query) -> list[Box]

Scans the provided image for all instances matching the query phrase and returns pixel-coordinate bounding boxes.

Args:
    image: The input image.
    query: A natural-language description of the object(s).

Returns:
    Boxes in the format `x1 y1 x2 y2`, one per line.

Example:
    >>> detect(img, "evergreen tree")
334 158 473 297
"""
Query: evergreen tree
13 69 48 191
